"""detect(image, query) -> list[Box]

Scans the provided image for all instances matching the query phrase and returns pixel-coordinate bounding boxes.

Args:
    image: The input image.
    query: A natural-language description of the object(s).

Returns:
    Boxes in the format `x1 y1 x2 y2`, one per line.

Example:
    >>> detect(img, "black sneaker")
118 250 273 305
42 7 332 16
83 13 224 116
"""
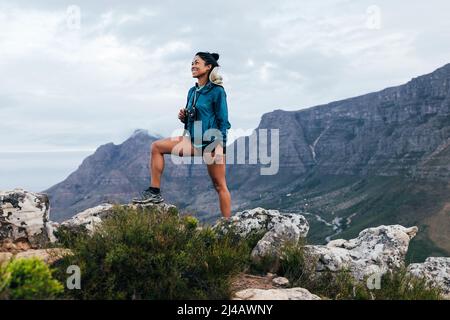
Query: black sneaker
132 187 164 204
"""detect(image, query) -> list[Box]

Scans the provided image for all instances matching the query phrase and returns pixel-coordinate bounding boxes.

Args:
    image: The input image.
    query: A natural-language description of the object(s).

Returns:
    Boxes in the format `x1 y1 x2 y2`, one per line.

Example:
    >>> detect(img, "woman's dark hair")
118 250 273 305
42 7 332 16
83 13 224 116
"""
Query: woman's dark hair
195 52 220 76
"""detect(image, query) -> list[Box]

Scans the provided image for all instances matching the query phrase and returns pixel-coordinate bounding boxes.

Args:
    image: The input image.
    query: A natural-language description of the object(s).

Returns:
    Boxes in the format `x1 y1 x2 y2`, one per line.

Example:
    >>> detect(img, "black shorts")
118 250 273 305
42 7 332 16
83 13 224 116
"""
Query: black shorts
195 140 226 155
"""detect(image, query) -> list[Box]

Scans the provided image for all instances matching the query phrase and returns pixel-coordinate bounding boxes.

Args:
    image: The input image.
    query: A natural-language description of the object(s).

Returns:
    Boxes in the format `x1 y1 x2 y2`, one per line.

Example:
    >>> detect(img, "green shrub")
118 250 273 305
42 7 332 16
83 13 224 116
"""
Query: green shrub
278 239 310 281
368 268 443 300
53 224 90 248
55 205 252 299
182 215 199 231
249 238 303 275
0 258 64 299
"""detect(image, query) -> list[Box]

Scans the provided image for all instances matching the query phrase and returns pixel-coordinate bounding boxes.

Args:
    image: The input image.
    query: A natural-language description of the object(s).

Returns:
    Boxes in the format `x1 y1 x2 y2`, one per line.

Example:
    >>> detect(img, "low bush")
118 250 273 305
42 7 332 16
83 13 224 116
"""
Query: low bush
55 205 253 299
0 258 63 299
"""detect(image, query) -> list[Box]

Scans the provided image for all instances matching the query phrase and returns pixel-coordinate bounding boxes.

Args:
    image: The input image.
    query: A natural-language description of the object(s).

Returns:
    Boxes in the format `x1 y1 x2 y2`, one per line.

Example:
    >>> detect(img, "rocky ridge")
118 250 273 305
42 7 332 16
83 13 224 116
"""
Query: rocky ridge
1 188 449 299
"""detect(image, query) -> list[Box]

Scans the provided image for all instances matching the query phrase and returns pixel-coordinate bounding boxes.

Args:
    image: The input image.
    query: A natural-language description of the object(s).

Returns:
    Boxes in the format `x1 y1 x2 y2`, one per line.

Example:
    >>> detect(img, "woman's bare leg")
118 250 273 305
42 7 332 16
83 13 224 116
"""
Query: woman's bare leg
149 136 198 188
206 152 231 219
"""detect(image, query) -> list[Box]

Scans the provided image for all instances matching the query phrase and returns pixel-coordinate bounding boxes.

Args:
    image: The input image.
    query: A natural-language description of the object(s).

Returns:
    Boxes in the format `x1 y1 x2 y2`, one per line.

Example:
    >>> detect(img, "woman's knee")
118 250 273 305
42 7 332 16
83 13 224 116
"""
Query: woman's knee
211 177 227 193
151 140 160 154
152 137 186 155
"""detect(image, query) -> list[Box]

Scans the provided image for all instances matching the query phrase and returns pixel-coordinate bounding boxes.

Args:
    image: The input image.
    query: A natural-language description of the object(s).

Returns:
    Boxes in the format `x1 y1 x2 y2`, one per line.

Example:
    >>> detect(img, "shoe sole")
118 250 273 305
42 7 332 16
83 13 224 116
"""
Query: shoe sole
132 198 164 204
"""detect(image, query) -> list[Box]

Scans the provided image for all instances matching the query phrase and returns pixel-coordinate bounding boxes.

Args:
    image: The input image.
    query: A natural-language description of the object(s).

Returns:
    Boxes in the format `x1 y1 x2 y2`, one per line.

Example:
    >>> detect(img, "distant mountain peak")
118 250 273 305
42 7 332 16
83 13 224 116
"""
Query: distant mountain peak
130 128 163 140
131 129 149 137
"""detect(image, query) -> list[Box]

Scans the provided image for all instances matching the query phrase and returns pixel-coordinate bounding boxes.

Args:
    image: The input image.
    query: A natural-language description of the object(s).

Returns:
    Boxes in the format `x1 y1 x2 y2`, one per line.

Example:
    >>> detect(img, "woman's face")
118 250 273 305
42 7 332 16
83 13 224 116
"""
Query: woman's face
191 55 211 78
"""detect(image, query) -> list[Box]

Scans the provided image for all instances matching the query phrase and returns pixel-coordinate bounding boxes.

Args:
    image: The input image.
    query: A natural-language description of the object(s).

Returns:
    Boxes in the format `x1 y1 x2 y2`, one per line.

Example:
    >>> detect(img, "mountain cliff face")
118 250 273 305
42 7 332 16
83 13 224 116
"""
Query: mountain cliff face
257 63 450 179
43 64 450 260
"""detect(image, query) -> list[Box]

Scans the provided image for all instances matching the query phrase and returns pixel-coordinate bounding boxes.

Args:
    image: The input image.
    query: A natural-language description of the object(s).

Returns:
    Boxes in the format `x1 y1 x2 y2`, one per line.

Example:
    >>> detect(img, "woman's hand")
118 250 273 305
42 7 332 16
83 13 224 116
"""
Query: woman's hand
178 108 186 123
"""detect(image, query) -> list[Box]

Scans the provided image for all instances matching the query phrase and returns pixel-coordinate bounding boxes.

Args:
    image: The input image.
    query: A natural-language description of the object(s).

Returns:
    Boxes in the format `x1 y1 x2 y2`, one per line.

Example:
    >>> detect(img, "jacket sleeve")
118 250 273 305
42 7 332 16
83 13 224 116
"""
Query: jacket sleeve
213 88 231 146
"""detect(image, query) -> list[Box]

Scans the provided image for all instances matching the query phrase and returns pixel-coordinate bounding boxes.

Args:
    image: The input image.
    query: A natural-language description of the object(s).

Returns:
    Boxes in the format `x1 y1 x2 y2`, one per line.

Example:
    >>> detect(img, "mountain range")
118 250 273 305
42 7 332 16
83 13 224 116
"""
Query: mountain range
43 63 450 261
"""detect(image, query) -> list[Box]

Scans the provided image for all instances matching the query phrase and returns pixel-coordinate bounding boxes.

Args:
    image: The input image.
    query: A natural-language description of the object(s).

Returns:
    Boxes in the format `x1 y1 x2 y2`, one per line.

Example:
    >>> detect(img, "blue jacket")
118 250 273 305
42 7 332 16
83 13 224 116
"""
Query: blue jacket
185 80 231 147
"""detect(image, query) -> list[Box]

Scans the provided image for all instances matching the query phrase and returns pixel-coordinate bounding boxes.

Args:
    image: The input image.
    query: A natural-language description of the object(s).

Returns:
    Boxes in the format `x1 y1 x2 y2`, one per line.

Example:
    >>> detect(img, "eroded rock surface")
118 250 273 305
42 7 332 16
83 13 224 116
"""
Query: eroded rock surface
304 225 418 280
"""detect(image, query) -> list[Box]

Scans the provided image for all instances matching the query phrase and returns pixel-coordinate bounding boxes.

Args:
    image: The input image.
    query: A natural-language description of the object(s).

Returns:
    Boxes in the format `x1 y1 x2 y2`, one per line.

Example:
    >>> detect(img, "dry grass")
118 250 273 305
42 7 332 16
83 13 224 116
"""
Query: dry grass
230 273 276 295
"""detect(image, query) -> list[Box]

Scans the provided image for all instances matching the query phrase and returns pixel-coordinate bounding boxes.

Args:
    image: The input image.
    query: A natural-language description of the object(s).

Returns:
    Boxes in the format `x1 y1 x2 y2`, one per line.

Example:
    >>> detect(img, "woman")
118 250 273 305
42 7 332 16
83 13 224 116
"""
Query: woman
132 52 232 219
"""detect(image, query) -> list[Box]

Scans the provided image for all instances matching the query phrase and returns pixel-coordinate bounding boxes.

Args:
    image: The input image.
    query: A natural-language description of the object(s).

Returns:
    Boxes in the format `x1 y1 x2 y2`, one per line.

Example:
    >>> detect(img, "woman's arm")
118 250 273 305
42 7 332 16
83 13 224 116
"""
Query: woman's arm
213 88 231 147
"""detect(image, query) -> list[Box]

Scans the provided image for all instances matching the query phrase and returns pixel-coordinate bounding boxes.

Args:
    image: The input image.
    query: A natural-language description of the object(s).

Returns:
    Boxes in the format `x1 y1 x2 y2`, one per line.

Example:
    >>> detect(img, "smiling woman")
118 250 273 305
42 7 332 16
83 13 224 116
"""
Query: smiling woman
132 51 232 219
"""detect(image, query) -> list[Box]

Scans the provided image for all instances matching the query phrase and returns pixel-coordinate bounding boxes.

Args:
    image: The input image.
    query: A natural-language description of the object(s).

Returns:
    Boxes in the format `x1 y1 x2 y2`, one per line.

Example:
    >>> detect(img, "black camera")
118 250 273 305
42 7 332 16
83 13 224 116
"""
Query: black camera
186 106 197 121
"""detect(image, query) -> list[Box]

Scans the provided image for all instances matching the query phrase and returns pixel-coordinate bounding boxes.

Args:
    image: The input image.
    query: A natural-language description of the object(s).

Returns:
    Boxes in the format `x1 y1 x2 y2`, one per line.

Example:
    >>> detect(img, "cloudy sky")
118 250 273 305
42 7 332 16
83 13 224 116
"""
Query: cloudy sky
1 0 450 192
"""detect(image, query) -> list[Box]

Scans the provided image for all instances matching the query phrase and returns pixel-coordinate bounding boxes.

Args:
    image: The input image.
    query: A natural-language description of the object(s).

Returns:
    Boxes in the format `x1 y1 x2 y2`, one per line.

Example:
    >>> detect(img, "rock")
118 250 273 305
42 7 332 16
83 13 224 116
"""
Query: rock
304 225 418 281
214 207 309 237
407 257 450 297
233 287 321 300
214 207 309 264
129 202 177 213
251 220 308 264
60 202 177 234
272 277 290 287
0 189 55 249
60 203 114 233
1 239 18 251
0 252 12 265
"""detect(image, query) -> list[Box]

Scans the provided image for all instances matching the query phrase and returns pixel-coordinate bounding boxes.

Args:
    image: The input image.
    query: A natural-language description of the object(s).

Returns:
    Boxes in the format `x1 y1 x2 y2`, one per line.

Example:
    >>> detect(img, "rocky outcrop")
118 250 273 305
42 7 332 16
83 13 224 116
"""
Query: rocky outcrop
1 189 56 250
0 189 181 268
60 203 115 233
214 207 309 263
407 257 450 297
304 225 418 280
233 287 321 300
2 189 450 300
60 202 177 233
1 188 178 251
214 207 309 238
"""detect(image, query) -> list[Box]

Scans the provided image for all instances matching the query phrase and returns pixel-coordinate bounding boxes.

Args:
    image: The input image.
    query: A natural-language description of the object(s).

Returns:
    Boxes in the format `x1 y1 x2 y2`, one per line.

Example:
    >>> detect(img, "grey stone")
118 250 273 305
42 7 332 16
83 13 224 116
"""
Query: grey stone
214 207 309 263
0 189 54 249
407 257 450 297
233 287 321 300
305 225 418 280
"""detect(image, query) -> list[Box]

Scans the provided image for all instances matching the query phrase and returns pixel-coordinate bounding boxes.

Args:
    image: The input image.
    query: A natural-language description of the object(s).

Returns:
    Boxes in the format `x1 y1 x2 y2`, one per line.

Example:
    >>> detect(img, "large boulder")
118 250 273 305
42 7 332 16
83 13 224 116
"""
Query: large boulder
60 203 115 233
407 257 450 297
304 225 418 281
60 202 177 233
215 207 309 237
0 189 56 250
233 287 321 300
214 207 309 263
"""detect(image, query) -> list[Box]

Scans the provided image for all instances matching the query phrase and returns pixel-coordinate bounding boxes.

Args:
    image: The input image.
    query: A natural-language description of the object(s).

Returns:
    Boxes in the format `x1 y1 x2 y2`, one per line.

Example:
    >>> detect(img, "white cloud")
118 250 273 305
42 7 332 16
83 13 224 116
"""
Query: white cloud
259 62 276 82
1 0 450 190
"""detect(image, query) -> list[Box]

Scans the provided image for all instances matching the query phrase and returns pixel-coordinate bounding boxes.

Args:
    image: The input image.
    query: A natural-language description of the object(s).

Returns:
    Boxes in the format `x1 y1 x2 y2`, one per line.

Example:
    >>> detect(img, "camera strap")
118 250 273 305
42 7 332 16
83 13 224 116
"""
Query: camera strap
183 89 198 132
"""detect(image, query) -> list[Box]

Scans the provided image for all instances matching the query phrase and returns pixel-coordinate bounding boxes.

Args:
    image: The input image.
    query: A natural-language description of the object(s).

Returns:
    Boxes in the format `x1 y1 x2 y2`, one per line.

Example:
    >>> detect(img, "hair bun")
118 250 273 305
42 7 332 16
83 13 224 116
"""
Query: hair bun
211 52 220 61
